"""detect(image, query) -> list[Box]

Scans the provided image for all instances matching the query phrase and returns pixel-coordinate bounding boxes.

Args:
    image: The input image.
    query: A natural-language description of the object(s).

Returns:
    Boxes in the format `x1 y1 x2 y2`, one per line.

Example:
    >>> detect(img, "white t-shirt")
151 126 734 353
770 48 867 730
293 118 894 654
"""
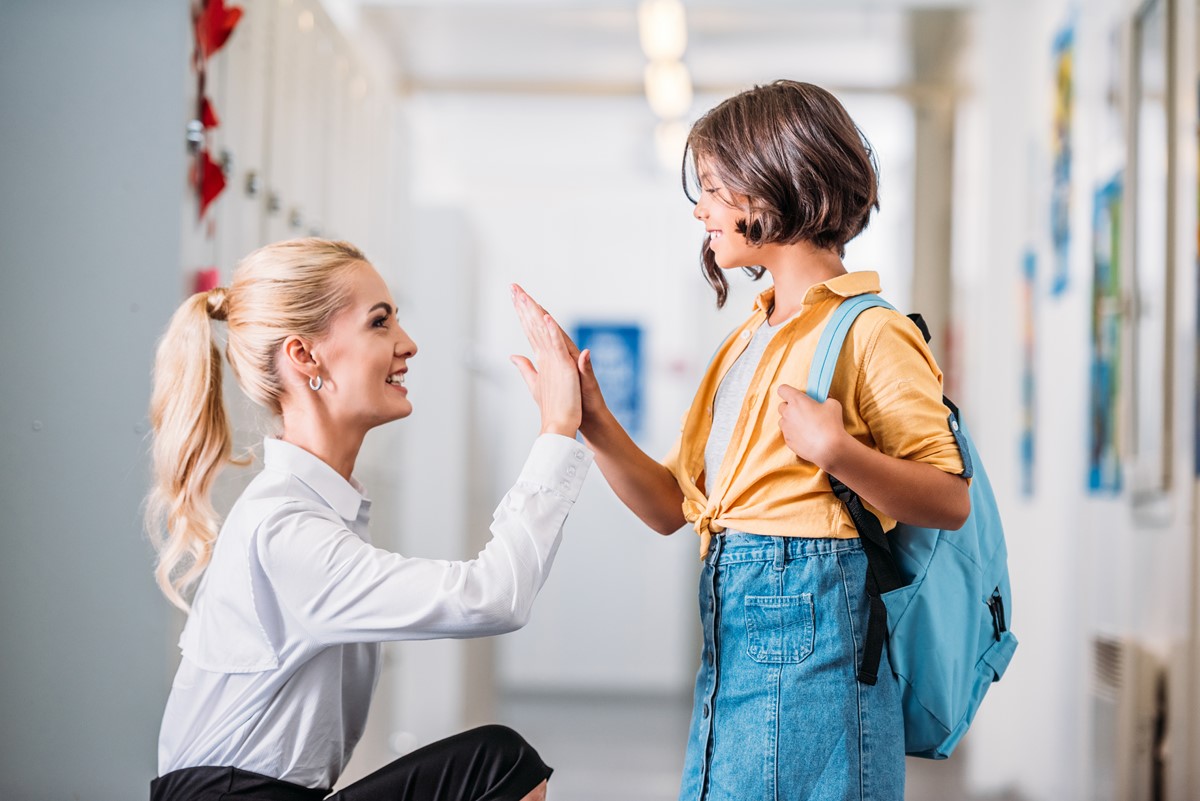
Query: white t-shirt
157 434 593 789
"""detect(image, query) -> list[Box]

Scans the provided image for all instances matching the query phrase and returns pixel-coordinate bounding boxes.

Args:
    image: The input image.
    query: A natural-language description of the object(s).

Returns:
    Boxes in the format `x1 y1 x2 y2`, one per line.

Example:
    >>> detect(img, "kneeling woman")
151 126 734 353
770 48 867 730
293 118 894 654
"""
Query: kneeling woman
145 238 590 801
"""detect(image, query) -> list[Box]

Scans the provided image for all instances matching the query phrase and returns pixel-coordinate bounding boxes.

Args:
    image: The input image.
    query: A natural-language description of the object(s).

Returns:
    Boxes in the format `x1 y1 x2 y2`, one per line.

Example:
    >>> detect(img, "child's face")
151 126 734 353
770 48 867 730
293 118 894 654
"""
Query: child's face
692 157 756 270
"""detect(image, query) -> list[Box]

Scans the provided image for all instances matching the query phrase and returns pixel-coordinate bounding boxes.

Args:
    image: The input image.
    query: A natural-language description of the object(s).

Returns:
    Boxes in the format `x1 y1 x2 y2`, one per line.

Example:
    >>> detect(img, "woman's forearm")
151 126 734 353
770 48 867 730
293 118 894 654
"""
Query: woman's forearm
581 408 687 535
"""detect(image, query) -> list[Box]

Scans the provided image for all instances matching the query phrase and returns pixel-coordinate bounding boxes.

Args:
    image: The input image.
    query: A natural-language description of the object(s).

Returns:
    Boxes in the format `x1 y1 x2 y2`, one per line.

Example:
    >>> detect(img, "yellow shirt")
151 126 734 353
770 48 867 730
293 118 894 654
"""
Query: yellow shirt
663 271 966 557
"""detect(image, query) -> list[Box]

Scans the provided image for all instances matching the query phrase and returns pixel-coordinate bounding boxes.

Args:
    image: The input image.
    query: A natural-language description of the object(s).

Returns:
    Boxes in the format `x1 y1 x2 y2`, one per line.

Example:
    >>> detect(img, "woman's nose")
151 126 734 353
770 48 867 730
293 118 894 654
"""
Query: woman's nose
693 201 706 221
397 329 417 358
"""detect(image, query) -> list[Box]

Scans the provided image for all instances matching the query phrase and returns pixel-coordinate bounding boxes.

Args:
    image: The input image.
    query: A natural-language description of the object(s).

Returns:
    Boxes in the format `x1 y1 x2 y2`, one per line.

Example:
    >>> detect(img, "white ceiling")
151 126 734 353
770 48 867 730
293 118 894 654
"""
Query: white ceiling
339 1 974 97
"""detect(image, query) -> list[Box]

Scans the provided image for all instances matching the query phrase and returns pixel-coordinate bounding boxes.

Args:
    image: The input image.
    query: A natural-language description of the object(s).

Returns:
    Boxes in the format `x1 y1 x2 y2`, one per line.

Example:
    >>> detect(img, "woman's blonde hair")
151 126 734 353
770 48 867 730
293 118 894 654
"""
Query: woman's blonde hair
145 238 368 610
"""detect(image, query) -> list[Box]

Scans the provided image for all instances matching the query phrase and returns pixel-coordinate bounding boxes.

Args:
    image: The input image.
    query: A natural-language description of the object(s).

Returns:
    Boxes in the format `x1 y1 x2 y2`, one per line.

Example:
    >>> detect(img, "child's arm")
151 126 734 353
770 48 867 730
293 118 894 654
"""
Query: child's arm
576 373 688 535
776 384 969 530
511 285 687 535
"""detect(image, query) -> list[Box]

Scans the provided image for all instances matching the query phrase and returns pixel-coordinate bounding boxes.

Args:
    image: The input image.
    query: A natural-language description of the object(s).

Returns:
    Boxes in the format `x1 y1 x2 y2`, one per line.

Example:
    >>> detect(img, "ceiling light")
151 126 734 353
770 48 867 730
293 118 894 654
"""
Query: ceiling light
644 60 692 120
638 0 687 61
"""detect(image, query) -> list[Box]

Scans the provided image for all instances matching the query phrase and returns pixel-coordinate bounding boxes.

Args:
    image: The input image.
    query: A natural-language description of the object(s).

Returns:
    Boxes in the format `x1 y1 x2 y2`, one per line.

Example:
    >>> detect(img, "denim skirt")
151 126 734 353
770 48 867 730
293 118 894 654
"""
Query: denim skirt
678 532 905 801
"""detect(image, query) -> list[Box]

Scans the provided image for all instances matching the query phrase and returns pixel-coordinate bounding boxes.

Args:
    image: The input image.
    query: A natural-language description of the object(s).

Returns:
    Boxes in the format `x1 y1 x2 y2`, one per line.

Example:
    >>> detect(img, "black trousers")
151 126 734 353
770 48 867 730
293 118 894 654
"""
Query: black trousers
150 725 552 801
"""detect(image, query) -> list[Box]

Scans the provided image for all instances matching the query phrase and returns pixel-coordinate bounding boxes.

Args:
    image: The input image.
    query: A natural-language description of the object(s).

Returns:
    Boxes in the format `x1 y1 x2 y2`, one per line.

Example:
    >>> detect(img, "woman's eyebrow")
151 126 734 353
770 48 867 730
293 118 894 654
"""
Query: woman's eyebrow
368 302 393 316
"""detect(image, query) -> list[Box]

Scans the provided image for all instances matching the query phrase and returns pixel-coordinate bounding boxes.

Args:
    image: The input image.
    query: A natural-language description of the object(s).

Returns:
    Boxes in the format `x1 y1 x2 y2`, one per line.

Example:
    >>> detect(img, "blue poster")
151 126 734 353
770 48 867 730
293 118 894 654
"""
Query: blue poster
1019 249 1036 498
1050 21 1075 297
1088 174 1122 494
574 323 644 439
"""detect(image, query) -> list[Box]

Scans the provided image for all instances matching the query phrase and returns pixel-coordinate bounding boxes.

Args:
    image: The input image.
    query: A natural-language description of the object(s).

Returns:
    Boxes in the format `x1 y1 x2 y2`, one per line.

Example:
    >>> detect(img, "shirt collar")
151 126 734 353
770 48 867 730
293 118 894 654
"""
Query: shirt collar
263 437 367 521
752 271 882 313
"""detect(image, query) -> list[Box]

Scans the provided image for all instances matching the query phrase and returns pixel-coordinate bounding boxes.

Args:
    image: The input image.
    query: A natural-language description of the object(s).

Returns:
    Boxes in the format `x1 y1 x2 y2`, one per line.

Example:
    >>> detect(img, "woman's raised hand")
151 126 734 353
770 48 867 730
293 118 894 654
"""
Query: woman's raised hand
510 286 583 437
509 285 609 435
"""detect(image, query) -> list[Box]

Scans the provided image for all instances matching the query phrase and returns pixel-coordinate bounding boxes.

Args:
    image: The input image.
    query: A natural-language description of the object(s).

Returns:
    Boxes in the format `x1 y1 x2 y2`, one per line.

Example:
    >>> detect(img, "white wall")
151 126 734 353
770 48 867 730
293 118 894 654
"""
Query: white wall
0 2 190 797
953 1 1198 798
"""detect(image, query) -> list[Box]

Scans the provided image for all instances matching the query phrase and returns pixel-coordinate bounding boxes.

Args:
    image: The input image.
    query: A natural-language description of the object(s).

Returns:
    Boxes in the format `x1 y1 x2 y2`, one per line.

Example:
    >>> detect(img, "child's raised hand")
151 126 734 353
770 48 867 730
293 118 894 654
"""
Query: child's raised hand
776 384 849 471
510 289 582 437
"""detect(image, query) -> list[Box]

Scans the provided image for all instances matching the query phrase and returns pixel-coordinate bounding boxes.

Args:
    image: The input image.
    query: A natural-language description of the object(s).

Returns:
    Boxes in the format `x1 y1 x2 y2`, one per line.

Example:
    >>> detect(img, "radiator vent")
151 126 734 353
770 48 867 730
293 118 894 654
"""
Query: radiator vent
1092 636 1125 700
1088 637 1165 801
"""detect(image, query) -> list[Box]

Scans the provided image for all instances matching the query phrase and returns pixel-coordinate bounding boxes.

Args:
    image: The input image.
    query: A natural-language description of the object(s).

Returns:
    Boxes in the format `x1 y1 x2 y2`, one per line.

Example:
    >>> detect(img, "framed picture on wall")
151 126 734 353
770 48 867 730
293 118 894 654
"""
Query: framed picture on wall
1127 0 1175 513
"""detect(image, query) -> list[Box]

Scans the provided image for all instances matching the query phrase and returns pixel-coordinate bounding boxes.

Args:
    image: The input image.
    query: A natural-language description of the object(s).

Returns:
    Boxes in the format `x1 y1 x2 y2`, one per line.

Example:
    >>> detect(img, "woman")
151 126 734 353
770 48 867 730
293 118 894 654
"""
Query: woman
145 237 592 801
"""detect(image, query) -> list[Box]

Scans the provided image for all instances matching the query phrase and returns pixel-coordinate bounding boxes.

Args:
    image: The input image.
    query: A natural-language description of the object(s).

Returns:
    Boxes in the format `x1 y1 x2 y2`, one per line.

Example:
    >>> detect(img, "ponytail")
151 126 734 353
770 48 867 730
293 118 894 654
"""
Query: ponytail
143 238 367 610
144 288 237 611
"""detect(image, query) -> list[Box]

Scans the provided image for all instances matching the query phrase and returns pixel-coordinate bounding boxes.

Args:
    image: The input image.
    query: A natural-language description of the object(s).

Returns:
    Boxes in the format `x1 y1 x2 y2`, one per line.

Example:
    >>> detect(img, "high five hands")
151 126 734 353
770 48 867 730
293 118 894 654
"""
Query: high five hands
509 286 585 437
509 284 610 436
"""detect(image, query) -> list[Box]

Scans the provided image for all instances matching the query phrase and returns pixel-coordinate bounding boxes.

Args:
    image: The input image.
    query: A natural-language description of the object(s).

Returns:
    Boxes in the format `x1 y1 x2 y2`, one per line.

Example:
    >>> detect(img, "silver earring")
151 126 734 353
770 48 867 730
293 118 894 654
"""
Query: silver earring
309 375 323 391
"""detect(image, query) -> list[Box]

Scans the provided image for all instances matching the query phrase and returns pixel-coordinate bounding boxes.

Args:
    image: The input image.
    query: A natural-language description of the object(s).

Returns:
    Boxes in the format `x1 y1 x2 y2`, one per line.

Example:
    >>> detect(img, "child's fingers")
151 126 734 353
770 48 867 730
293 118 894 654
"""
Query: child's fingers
776 383 805 404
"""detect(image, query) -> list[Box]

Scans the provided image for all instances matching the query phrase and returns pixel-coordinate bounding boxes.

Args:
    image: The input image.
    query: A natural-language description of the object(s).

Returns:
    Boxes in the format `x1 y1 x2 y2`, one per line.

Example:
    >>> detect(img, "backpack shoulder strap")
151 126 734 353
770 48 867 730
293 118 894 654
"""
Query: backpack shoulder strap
806 292 901 687
806 294 896 403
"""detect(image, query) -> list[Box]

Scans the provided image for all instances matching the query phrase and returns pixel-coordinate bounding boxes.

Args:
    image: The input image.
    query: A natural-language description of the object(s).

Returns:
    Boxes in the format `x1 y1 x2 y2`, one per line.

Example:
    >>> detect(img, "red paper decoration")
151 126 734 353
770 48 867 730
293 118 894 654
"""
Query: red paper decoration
200 96 219 129
193 267 221 293
195 0 244 60
189 0 242 220
192 149 227 218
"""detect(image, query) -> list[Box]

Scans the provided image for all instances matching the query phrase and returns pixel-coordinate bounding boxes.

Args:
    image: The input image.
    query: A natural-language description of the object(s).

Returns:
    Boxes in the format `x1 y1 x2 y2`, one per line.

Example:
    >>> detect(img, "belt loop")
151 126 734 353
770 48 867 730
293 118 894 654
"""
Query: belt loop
773 537 786 571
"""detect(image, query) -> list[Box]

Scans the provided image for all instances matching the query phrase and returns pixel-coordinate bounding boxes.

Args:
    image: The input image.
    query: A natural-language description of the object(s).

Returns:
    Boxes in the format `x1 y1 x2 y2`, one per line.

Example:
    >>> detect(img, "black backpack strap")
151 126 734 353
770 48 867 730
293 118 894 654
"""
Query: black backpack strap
907 313 931 343
828 474 904 686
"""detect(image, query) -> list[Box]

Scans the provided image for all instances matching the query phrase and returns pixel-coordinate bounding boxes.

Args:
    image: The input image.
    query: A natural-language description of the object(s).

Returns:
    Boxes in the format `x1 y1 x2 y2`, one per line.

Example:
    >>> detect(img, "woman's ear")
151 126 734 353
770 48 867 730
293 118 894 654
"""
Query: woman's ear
281 335 319 384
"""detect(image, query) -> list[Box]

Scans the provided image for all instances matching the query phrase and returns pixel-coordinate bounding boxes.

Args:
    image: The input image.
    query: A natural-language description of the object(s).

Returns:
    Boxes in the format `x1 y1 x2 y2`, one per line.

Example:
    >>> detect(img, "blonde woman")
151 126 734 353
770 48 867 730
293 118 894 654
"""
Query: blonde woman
145 238 591 801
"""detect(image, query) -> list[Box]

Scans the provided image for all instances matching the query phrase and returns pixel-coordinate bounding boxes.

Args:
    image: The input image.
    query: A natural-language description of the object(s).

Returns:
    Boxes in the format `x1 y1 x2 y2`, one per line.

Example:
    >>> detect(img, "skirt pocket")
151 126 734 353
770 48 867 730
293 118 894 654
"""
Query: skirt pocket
744 593 815 664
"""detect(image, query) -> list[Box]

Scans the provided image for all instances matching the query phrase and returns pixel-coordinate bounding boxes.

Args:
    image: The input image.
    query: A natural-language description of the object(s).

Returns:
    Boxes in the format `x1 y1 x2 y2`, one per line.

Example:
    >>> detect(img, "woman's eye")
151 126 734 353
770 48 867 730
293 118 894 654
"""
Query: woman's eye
372 316 389 328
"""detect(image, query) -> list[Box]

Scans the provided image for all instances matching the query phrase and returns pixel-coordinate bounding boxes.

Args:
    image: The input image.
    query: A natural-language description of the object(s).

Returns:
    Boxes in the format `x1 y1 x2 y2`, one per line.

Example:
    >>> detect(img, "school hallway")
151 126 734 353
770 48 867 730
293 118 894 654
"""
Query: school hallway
3 0 1199 800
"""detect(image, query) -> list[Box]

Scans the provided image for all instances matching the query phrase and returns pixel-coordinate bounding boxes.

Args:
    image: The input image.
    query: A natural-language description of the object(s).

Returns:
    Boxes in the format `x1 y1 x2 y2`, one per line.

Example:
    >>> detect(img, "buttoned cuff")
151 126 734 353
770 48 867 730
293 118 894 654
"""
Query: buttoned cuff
520 433 594 501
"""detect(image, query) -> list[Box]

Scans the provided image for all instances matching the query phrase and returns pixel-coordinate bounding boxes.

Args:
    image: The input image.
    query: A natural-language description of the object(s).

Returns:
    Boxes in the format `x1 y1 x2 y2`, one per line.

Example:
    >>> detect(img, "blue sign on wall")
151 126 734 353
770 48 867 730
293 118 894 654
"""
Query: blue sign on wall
574 323 644 439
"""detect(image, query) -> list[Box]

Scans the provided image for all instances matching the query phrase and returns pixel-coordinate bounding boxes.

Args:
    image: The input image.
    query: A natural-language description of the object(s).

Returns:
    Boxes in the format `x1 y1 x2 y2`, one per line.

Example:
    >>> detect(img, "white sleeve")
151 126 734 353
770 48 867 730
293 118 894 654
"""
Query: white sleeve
256 434 593 645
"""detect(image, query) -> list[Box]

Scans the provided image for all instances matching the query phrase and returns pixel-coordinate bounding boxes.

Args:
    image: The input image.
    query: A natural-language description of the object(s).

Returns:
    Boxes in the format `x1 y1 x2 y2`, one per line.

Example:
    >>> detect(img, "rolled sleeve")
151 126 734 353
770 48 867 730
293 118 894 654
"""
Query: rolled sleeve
856 314 966 477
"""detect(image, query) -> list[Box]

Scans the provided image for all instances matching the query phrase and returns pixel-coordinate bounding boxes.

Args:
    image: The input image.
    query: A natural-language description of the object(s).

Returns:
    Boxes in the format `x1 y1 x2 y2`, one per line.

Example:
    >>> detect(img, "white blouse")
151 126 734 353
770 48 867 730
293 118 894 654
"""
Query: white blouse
157 434 593 789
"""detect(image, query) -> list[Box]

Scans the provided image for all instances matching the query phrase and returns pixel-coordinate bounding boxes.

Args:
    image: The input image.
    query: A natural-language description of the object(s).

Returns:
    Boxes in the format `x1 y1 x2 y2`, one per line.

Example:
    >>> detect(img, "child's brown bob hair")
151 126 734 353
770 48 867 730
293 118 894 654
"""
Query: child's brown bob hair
684 80 880 307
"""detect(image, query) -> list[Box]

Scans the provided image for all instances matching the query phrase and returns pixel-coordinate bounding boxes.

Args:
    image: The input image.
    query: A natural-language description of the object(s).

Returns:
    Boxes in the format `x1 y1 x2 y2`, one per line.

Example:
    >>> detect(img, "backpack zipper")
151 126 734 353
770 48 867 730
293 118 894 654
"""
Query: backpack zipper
987 589 1007 640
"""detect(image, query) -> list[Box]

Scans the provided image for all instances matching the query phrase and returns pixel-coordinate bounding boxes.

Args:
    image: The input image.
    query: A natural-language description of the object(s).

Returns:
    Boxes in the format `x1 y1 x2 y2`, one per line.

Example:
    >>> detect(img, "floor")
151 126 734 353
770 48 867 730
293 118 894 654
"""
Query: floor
498 691 1027 801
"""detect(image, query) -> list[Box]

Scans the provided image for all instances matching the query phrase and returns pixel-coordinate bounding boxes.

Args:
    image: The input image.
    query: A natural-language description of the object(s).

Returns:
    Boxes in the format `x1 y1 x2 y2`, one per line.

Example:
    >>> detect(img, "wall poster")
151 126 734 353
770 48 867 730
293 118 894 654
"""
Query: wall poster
574 323 645 440
1020 249 1037 497
1050 20 1075 297
1089 174 1124 494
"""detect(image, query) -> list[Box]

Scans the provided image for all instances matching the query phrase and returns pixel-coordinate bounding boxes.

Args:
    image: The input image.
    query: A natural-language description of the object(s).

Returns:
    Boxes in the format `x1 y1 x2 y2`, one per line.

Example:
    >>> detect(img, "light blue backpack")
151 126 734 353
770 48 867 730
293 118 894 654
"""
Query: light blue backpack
806 293 1018 759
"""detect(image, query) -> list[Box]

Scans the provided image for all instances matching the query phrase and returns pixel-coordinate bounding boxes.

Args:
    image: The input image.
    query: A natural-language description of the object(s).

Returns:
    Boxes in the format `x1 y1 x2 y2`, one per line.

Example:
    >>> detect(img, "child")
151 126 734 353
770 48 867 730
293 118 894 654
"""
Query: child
512 81 969 800
146 238 593 801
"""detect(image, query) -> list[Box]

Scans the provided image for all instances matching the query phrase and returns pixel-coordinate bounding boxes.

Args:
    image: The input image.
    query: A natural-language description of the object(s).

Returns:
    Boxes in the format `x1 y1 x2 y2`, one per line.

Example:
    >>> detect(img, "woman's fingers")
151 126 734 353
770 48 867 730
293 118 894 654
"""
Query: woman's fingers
511 288 546 349
511 284 582 358
509 355 539 397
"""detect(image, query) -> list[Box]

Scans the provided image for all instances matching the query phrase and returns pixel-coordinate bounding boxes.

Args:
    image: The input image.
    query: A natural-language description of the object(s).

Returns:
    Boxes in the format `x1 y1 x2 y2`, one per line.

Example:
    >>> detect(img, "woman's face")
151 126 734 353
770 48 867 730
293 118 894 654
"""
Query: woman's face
310 262 418 432
692 157 757 270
